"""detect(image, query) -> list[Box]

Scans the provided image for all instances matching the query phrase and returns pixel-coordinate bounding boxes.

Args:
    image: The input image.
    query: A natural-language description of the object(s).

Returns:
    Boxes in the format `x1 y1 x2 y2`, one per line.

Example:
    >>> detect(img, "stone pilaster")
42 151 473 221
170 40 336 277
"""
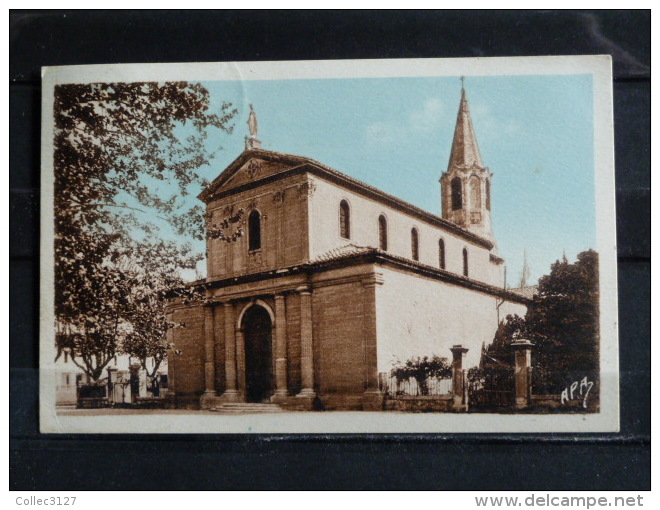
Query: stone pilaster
450 344 469 412
200 303 220 410
202 304 217 397
361 273 384 411
273 294 289 399
273 189 286 268
512 339 533 410
296 286 316 401
221 302 240 402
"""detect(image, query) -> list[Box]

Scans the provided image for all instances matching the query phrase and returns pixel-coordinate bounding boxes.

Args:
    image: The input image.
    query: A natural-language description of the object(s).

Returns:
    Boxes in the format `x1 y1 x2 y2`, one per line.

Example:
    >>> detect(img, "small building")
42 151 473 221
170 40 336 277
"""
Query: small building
168 87 530 411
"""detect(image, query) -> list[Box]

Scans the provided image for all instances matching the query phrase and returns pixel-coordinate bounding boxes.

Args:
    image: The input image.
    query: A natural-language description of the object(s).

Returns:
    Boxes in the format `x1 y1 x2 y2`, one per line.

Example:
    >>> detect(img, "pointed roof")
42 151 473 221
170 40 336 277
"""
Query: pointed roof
519 250 531 288
447 86 483 170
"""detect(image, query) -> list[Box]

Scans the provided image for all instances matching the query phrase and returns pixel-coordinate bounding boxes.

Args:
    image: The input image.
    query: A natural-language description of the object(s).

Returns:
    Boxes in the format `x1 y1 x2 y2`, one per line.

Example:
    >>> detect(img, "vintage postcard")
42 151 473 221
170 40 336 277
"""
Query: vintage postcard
40 56 618 433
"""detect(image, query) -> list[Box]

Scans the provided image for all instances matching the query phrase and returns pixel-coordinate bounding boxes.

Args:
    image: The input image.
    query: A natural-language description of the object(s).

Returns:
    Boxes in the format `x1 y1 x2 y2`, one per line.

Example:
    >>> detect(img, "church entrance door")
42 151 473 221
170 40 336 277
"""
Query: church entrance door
243 305 274 403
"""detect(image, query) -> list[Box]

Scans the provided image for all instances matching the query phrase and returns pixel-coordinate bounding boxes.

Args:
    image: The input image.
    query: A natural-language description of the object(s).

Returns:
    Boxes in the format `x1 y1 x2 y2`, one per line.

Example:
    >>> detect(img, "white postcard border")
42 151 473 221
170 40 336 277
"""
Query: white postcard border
40 55 618 434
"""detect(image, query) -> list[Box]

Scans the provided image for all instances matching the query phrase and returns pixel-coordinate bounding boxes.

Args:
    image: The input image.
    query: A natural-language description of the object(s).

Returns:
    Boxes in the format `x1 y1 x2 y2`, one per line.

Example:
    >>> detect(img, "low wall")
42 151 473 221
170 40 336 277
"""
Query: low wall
384 395 453 412
319 393 366 411
531 394 562 408
531 394 594 412
170 394 202 410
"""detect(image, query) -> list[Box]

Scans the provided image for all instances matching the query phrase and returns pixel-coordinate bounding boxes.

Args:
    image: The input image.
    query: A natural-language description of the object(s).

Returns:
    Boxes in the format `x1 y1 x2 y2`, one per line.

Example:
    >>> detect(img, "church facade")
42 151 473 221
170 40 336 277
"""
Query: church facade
167 88 530 411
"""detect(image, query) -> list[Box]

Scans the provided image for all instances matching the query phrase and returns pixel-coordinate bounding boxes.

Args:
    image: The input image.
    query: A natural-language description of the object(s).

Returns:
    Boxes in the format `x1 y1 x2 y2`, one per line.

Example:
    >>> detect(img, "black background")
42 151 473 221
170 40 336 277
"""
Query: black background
10 10 650 490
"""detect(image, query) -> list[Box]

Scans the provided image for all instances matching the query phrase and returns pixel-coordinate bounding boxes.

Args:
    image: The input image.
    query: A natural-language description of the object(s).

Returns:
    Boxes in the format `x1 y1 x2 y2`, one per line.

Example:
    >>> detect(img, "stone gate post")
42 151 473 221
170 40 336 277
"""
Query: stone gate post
450 345 469 412
511 339 533 409
107 367 117 406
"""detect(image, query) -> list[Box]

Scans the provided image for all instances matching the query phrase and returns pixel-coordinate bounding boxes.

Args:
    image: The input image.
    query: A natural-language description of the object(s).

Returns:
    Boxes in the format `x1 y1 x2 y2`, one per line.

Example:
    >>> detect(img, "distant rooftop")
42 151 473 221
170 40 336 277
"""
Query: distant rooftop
508 286 538 300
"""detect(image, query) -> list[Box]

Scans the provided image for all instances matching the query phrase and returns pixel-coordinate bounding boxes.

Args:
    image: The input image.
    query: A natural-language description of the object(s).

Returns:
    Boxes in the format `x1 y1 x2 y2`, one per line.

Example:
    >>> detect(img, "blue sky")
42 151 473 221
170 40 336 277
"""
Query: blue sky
185 74 595 285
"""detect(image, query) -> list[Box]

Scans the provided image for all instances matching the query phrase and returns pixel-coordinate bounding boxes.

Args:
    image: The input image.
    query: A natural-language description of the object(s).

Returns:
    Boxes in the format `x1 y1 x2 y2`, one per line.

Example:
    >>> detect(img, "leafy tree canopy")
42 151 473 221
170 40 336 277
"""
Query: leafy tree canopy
479 250 600 394
54 81 236 381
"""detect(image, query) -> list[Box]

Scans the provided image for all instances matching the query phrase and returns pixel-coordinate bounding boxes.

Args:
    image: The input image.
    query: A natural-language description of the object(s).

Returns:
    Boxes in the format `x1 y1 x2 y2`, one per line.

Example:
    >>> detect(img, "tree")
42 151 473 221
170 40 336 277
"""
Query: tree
54 81 237 381
468 314 525 403
391 355 452 396
120 271 176 396
54 222 137 382
477 250 600 397
525 249 600 393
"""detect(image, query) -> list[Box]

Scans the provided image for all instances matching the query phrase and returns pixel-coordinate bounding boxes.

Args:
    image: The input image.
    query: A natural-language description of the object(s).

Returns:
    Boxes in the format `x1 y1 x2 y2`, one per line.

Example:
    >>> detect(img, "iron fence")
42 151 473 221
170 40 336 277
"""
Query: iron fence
467 366 515 407
379 374 452 397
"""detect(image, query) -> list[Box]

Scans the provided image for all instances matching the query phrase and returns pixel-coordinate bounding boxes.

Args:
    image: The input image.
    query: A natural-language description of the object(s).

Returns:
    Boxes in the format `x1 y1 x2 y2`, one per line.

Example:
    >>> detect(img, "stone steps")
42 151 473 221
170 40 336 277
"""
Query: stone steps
211 403 284 414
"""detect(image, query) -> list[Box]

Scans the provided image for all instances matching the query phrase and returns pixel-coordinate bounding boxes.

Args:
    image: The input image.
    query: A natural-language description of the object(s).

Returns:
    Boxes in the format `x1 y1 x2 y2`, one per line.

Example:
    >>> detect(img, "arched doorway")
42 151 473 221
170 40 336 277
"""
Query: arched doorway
242 305 274 403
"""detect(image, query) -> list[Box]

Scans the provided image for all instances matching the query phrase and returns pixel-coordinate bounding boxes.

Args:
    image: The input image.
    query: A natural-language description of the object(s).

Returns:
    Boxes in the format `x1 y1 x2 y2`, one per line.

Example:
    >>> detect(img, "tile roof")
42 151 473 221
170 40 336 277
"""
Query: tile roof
310 244 377 263
508 286 538 299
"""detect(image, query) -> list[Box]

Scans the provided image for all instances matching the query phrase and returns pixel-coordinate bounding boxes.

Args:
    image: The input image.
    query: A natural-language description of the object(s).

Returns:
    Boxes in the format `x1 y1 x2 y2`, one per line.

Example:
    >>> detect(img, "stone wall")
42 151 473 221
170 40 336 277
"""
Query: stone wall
312 278 369 397
206 172 310 279
168 303 206 407
384 395 453 412
283 292 303 396
168 260 527 410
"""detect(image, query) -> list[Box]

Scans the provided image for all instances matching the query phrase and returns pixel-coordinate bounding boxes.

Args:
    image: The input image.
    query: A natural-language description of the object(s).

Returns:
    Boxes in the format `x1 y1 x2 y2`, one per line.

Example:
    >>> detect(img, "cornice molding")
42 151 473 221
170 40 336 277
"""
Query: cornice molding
182 251 531 306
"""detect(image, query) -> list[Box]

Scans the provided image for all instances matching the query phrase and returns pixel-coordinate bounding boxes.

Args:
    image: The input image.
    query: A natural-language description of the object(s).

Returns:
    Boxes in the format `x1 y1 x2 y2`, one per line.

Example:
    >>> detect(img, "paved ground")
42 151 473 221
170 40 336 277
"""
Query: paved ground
57 408 229 416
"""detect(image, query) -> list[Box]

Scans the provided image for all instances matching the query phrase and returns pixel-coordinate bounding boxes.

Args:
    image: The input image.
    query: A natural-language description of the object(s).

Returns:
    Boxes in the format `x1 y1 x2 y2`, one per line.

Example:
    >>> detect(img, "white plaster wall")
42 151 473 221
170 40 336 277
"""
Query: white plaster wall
308 175 503 286
375 266 528 372
497 299 529 322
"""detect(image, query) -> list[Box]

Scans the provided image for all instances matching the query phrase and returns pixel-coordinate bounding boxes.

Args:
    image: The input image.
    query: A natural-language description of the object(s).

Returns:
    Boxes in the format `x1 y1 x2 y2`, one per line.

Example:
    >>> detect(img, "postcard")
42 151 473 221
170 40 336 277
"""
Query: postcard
40 56 618 433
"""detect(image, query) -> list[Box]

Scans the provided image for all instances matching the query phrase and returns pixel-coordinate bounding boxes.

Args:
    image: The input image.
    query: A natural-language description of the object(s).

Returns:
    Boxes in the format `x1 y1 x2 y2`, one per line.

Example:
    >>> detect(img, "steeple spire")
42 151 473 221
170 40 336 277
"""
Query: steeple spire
519 250 531 288
447 83 483 171
440 79 497 248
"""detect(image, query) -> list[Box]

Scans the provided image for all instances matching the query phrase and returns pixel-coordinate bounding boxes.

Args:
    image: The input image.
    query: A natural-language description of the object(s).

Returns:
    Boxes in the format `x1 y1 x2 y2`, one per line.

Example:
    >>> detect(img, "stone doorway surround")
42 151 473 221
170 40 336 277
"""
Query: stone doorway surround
199 287 318 411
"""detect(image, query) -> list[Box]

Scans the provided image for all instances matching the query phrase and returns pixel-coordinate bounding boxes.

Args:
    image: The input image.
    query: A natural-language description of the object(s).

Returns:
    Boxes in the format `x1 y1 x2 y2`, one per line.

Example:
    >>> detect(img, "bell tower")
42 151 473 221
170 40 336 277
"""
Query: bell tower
440 80 495 245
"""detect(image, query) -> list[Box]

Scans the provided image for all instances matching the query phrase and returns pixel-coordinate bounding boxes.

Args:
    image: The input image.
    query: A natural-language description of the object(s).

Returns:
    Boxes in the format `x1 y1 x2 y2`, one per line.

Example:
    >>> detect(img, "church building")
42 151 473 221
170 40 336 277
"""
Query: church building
167 87 530 411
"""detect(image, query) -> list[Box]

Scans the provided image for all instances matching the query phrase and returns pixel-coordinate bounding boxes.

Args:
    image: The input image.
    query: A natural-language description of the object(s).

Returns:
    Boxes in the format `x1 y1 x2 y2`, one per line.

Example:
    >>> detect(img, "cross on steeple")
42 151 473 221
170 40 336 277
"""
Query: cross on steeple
460 75 465 89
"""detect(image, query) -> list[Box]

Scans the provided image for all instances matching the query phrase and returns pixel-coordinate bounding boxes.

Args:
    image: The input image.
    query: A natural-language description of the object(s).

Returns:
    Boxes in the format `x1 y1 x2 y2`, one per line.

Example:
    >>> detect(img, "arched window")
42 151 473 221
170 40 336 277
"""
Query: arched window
451 177 462 210
439 238 446 269
248 210 261 251
339 200 351 239
462 247 469 277
469 175 481 211
378 215 388 251
486 178 491 211
411 228 419 261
